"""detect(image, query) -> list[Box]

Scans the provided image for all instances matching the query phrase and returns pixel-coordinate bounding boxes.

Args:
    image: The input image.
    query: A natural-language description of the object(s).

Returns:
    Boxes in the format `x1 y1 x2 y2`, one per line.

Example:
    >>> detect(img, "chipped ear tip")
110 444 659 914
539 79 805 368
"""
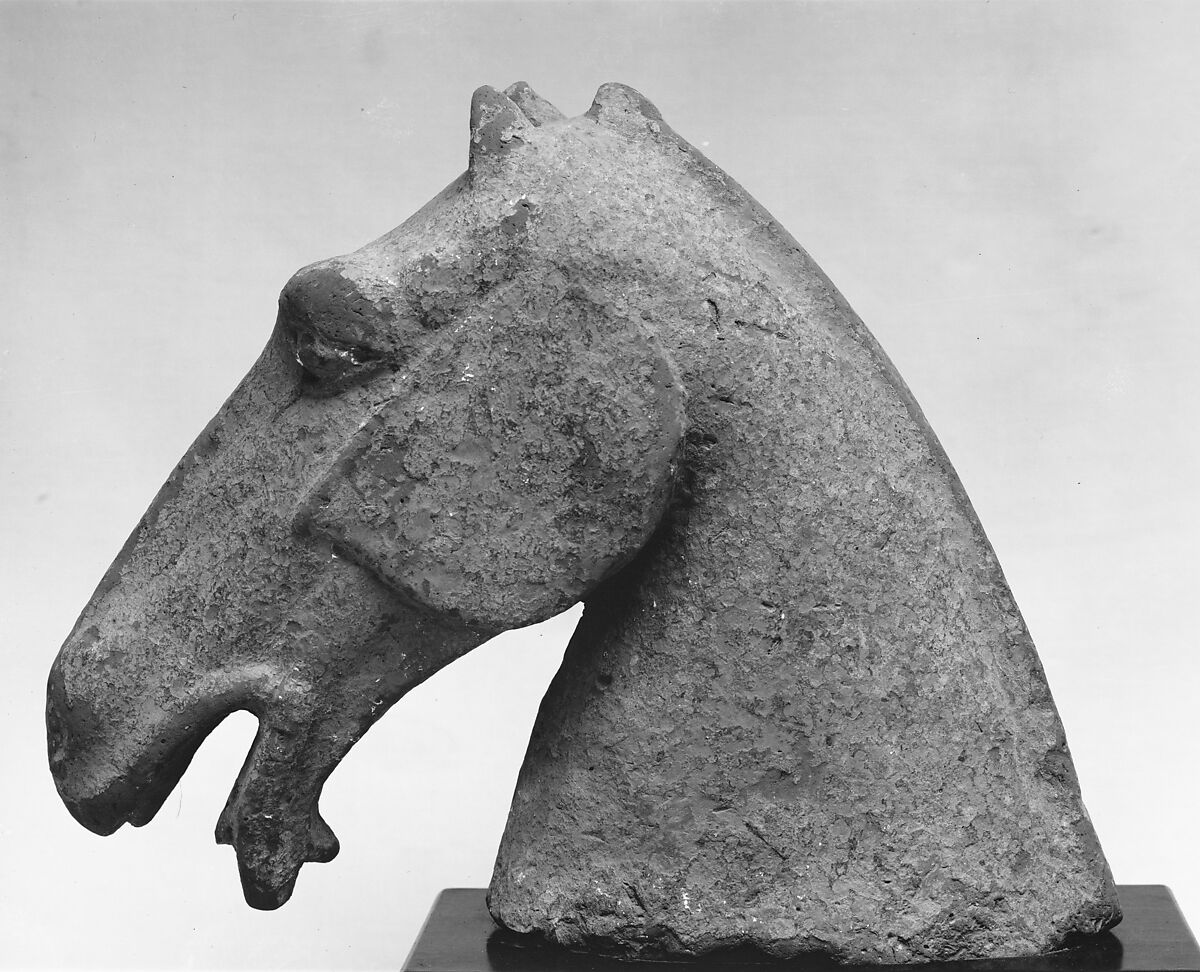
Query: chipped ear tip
468 84 530 171
503 81 565 127
470 83 503 104
469 85 512 127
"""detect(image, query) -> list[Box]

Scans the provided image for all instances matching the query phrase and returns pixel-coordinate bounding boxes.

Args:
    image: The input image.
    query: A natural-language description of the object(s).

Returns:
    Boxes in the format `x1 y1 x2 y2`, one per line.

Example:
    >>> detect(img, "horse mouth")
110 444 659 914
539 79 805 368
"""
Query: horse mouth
45 637 347 910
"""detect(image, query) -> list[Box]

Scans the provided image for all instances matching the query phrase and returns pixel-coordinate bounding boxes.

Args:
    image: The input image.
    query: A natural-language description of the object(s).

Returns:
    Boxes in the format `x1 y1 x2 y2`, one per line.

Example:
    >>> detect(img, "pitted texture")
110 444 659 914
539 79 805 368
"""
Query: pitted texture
300 287 685 632
47 80 1119 960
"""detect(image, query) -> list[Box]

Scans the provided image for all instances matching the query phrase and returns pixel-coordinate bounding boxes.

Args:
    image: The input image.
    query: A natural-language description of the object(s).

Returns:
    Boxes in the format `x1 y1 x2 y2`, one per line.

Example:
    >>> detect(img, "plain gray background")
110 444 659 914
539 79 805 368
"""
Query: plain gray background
2 2 1197 968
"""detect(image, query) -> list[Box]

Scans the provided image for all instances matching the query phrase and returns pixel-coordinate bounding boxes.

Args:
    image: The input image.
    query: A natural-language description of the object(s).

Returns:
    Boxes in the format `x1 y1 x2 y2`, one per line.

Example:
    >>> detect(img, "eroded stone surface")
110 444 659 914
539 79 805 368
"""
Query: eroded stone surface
479 84 1120 960
47 81 1119 960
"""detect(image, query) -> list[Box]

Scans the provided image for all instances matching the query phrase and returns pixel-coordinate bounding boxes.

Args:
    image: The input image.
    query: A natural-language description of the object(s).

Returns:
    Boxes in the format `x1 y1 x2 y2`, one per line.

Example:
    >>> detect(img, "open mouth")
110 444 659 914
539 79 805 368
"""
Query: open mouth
47 646 338 908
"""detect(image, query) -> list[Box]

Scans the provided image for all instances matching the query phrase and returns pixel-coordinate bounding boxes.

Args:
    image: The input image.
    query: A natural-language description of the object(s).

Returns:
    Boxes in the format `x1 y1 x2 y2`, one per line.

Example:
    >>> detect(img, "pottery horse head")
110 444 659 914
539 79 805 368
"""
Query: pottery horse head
46 82 686 908
49 83 1119 960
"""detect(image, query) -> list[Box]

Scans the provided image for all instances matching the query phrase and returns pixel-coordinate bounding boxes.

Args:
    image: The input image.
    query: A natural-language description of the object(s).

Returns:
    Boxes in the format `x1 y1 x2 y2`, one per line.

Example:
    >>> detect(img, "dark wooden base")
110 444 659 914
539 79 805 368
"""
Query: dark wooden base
404 886 1198 972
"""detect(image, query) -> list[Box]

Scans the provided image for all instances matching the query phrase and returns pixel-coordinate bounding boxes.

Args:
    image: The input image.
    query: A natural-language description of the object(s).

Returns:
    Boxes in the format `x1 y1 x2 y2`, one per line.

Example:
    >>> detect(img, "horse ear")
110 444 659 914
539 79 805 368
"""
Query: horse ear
504 81 565 126
587 82 666 136
469 85 531 178
295 284 686 634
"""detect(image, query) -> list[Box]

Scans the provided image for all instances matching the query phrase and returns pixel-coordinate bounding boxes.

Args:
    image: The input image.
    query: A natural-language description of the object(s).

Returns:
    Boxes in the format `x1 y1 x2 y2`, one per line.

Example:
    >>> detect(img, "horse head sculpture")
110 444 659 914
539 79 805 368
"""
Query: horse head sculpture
48 83 1120 962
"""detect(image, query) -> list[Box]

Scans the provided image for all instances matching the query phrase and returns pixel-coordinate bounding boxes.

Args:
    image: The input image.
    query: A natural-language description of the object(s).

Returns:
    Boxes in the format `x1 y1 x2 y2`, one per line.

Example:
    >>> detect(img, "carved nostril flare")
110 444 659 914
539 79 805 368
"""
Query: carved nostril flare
45 685 67 765
45 656 77 767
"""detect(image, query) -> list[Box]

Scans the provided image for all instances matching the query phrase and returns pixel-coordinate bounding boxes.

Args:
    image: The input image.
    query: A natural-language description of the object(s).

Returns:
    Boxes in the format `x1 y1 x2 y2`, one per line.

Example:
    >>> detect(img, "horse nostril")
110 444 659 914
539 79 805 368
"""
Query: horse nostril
45 660 73 766
46 697 68 766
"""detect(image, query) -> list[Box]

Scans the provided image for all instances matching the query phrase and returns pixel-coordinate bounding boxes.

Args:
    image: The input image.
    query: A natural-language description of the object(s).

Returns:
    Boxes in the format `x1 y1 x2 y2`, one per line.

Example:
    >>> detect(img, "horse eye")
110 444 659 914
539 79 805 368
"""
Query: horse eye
288 327 383 394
